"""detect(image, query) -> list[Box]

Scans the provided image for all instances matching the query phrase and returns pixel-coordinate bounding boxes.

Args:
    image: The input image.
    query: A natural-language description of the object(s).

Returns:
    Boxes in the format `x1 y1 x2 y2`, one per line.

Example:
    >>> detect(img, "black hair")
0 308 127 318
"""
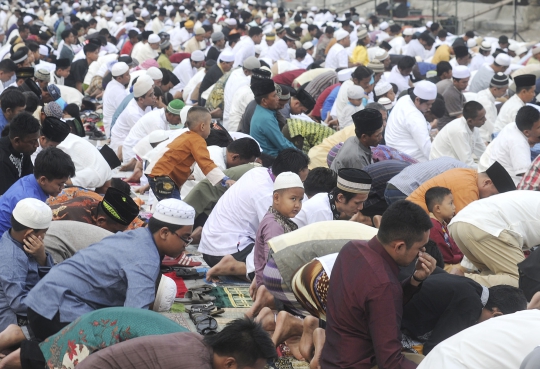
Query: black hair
352 65 372 81
226 137 261 160
10 214 36 232
436 61 452 77
110 177 132 195
34 147 76 181
22 91 39 114
389 24 401 34
516 105 540 132
378 200 433 248
308 24 318 32
296 48 306 59
430 22 440 32
419 32 434 46
99 28 110 36
19 24 29 33
294 14 302 22
148 216 184 234
397 54 416 71
485 285 527 314
89 18 97 25
271 148 309 177
25 41 39 53
437 29 448 39
463 101 484 120
1 88 26 113
203 318 276 367
0 59 16 73
64 103 82 129
330 186 357 203
83 42 100 54
8 110 40 140
325 26 334 34
465 30 475 38
159 69 170 87
425 186 452 213
517 85 534 94
61 29 74 41
303 168 337 197
249 26 263 37
128 29 139 39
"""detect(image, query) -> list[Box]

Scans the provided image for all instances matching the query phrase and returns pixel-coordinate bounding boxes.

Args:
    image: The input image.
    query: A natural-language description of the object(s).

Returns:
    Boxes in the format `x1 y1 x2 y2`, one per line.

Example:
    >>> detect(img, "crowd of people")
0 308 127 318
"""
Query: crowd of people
0 0 539 368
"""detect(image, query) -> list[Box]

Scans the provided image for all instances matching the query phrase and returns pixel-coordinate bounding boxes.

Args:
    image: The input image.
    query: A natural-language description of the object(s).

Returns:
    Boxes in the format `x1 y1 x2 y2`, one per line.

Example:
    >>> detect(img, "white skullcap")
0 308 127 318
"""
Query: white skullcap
236 1 243 7
149 129 169 144
303 41 313 50
153 275 177 312
311 6 317 11
347 85 364 99
219 49 235 62
337 67 354 82
133 74 154 97
13 198 52 230
38 45 49 57
225 18 237 26
23 15 33 24
374 80 392 97
153 199 195 226
114 14 123 23
516 46 527 56
191 50 205 62
148 34 161 43
254 45 262 54
508 43 520 52
141 9 149 17
402 28 414 36
452 65 471 79
413 80 437 100
273 172 304 191
495 53 512 66
147 67 163 80
180 105 192 125
87 28 97 35
72 3 80 8
379 21 389 30
426 21 433 28
378 97 394 109
479 40 491 51
105 11 113 17
334 28 349 41
111 61 129 76
467 38 477 48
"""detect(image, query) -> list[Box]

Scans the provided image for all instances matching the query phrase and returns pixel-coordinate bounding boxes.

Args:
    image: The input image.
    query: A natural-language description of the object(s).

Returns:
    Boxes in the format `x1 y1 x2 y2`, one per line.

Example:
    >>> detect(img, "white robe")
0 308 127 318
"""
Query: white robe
493 94 525 134
131 43 158 64
293 192 333 228
475 88 499 143
228 84 254 132
172 58 197 91
233 37 255 68
266 38 290 62
102 78 129 137
325 43 348 70
223 68 250 130
387 65 411 95
110 99 152 152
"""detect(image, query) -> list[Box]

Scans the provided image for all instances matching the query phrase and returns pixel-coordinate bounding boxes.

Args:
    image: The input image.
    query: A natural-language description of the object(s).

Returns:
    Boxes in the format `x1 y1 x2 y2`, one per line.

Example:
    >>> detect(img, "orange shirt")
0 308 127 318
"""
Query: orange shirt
150 131 218 187
406 168 479 214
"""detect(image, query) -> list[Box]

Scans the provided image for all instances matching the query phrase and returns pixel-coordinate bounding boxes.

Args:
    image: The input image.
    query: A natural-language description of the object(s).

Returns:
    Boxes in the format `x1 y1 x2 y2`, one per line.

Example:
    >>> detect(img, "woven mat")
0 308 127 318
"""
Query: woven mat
210 286 253 308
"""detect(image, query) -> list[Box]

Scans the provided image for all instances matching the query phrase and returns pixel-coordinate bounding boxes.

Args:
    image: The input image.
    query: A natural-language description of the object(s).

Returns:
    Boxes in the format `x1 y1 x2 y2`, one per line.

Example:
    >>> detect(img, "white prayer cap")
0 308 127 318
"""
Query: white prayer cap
378 97 394 110
219 49 235 62
254 45 262 54
225 18 237 26
495 53 512 66
402 28 414 36
516 46 527 56
374 80 392 97
236 1 243 7
153 199 195 226
147 67 163 80
153 275 177 312
191 50 205 62
141 9 149 17
87 28 97 35
426 21 433 28
148 34 161 43
114 14 123 23
508 43 520 52
149 129 169 144
467 38 477 48
347 85 364 99
337 67 354 82
303 41 313 50
479 40 491 51
72 3 80 9
379 21 389 30
334 28 349 41
452 65 470 79
105 11 113 17
133 75 154 97
413 80 437 100
273 172 304 191
13 198 52 230
112 61 129 76
23 15 33 24
311 6 317 11
38 45 49 57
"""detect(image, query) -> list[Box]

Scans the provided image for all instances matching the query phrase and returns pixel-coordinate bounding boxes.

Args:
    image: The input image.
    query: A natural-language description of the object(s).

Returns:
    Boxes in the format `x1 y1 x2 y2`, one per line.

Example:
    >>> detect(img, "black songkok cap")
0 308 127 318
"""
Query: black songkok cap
250 68 275 97
100 187 139 226
41 117 70 143
485 161 516 193
337 168 372 194
352 108 383 133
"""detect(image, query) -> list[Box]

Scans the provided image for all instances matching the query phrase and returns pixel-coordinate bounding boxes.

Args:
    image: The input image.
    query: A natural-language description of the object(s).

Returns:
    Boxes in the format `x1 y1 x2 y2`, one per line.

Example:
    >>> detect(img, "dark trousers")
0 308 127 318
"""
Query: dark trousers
202 243 255 267
384 184 408 205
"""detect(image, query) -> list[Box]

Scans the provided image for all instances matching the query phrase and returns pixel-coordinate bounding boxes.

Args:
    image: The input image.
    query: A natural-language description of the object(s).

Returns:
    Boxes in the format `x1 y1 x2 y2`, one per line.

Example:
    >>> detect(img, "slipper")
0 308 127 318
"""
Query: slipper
174 268 199 278
188 284 213 293
195 316 218 335
162 254 202 267
175 291 216 304
187 305 224 316
180 271 206 280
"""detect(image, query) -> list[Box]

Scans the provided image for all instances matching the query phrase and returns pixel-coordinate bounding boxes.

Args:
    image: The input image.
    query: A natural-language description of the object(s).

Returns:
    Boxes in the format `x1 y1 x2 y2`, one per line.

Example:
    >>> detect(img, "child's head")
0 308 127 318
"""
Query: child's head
185 106 212 139
425 186 455 222
374 80 395 102
10 198 52 240
34 147 75 197
347 85 364 107
272 172 305 218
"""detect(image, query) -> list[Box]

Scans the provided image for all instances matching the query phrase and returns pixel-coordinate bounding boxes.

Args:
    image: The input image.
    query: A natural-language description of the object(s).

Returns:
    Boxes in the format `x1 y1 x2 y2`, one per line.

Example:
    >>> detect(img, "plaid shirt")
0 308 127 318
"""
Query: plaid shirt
518 155 540 191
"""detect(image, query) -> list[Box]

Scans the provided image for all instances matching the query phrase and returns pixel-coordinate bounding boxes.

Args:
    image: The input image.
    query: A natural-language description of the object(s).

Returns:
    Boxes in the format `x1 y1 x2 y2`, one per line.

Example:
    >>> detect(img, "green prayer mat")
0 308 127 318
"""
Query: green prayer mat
209 286 253 308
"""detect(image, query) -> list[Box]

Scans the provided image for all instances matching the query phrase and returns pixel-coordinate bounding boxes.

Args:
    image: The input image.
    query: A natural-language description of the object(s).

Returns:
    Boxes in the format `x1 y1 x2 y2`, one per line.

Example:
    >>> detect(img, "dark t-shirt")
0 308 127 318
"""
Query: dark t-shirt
65 59 89 88
0 136 33 195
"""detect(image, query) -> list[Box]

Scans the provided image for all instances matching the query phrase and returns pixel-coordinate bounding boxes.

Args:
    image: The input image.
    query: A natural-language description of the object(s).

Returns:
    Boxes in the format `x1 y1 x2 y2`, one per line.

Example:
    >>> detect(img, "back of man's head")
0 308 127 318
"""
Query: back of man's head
271 148 309 177
485 285 527 314
436 61 452 77
226 137 261 161
34 147 75 181
23 91 39 114
516 105 540 132
378 200 432 248
1 88 25 114
303 167 337 197
8 110 40 140
463 100 484 121
0 59 16 74
397 55 416 71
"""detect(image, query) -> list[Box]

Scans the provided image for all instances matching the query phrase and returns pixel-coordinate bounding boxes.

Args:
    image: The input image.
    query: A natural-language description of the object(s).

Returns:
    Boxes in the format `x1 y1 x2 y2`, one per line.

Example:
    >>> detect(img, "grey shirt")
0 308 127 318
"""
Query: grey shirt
437 79 466 130
470 65 495 93
330 136 372 172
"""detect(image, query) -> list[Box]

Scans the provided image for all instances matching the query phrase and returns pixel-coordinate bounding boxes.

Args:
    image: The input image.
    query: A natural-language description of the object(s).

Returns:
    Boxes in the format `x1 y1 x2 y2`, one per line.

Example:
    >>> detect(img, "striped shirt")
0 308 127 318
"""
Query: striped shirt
363 160 412 208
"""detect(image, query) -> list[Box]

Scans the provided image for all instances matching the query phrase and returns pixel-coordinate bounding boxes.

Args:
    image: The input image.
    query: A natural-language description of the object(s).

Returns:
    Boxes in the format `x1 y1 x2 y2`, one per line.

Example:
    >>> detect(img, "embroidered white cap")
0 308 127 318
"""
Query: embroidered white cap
153 199 195 226
13 198 52 230
273 172 304 191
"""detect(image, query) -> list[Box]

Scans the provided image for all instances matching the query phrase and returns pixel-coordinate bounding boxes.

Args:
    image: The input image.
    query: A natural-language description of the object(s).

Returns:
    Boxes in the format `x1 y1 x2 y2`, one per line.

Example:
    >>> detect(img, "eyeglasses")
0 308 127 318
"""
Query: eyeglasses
173 232 193 246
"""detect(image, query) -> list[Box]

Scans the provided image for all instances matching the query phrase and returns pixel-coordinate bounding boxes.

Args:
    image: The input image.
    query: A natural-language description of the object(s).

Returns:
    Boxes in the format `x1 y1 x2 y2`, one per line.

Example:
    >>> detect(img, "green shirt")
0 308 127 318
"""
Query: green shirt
157 53 173 71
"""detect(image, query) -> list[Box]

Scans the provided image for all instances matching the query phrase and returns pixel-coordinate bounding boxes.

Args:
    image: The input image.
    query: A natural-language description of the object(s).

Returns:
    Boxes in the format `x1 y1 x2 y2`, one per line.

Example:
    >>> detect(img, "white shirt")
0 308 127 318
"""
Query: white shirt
300 53 314 69
493 94 525 133
266 38 290 62
417 310 540 369
152 17 165 34
180 145 226 198
173 58 197 92
469 53 494 72
316 253 338 278
387 65 411 95
199 167 273 256
331 80 361 120
183 69 206 104
110 99 152 152
293 192 333 228
389 36 405 55
404 39 426 60
223 69 250 130
338 102 363 130
233 37 255 68
430 117 486 168
385 95 432 162
122 108 170 164
325 43 348 70
475 88 498 143
228 84 254 132
57 134 112 190
478 122 531 184
131 43 158 64
102 78 128 137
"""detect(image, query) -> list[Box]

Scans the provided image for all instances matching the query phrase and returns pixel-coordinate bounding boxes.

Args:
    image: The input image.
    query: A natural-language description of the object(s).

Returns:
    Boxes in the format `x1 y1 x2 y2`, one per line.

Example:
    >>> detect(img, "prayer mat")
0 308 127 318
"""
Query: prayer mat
209 286 253 308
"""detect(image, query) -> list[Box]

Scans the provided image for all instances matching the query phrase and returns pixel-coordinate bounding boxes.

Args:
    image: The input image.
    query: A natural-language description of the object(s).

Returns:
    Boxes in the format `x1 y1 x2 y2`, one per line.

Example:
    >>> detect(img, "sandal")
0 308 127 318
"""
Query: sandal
174 268 199 278
175 291 216 304
195 316 218 335
162 254 202 267
187 305 224 316
188 284 213 293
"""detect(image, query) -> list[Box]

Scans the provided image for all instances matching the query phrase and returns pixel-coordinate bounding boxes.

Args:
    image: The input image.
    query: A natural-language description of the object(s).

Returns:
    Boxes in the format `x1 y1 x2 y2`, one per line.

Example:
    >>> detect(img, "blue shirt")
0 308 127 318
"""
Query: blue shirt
25 227 161 322
0 231 53 331
0 109 8 133
322 85 340 121
111 93 134 130
0 175 48 234
250 105 296 157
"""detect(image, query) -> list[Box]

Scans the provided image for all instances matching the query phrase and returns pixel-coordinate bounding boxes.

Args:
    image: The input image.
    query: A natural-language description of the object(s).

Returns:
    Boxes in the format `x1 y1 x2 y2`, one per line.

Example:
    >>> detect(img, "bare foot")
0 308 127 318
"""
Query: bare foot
0 326 24 354
310 328 325 369
191 226 203 245
528 291 540 310
0 348 21 369
245 285 275 318
285 336 304 361
254 307 276 332
249 278 257 300
299 316 319 361
272 311 303 347
373 215 382 229
205 255 247 282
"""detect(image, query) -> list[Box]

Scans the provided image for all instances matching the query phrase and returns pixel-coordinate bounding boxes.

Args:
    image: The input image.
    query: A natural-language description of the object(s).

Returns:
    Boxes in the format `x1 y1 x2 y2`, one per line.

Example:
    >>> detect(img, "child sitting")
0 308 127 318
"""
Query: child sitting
0 198 54 333
338 85 365 130
147 106 234 200
425 186 464 271
374 80 396 103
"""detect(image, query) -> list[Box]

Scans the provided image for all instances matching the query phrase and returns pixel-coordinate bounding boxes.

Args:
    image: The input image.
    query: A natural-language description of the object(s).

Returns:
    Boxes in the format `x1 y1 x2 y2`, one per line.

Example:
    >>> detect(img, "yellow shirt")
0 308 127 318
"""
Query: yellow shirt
308 125 355 169
351 45 369 66
432 44 451 65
